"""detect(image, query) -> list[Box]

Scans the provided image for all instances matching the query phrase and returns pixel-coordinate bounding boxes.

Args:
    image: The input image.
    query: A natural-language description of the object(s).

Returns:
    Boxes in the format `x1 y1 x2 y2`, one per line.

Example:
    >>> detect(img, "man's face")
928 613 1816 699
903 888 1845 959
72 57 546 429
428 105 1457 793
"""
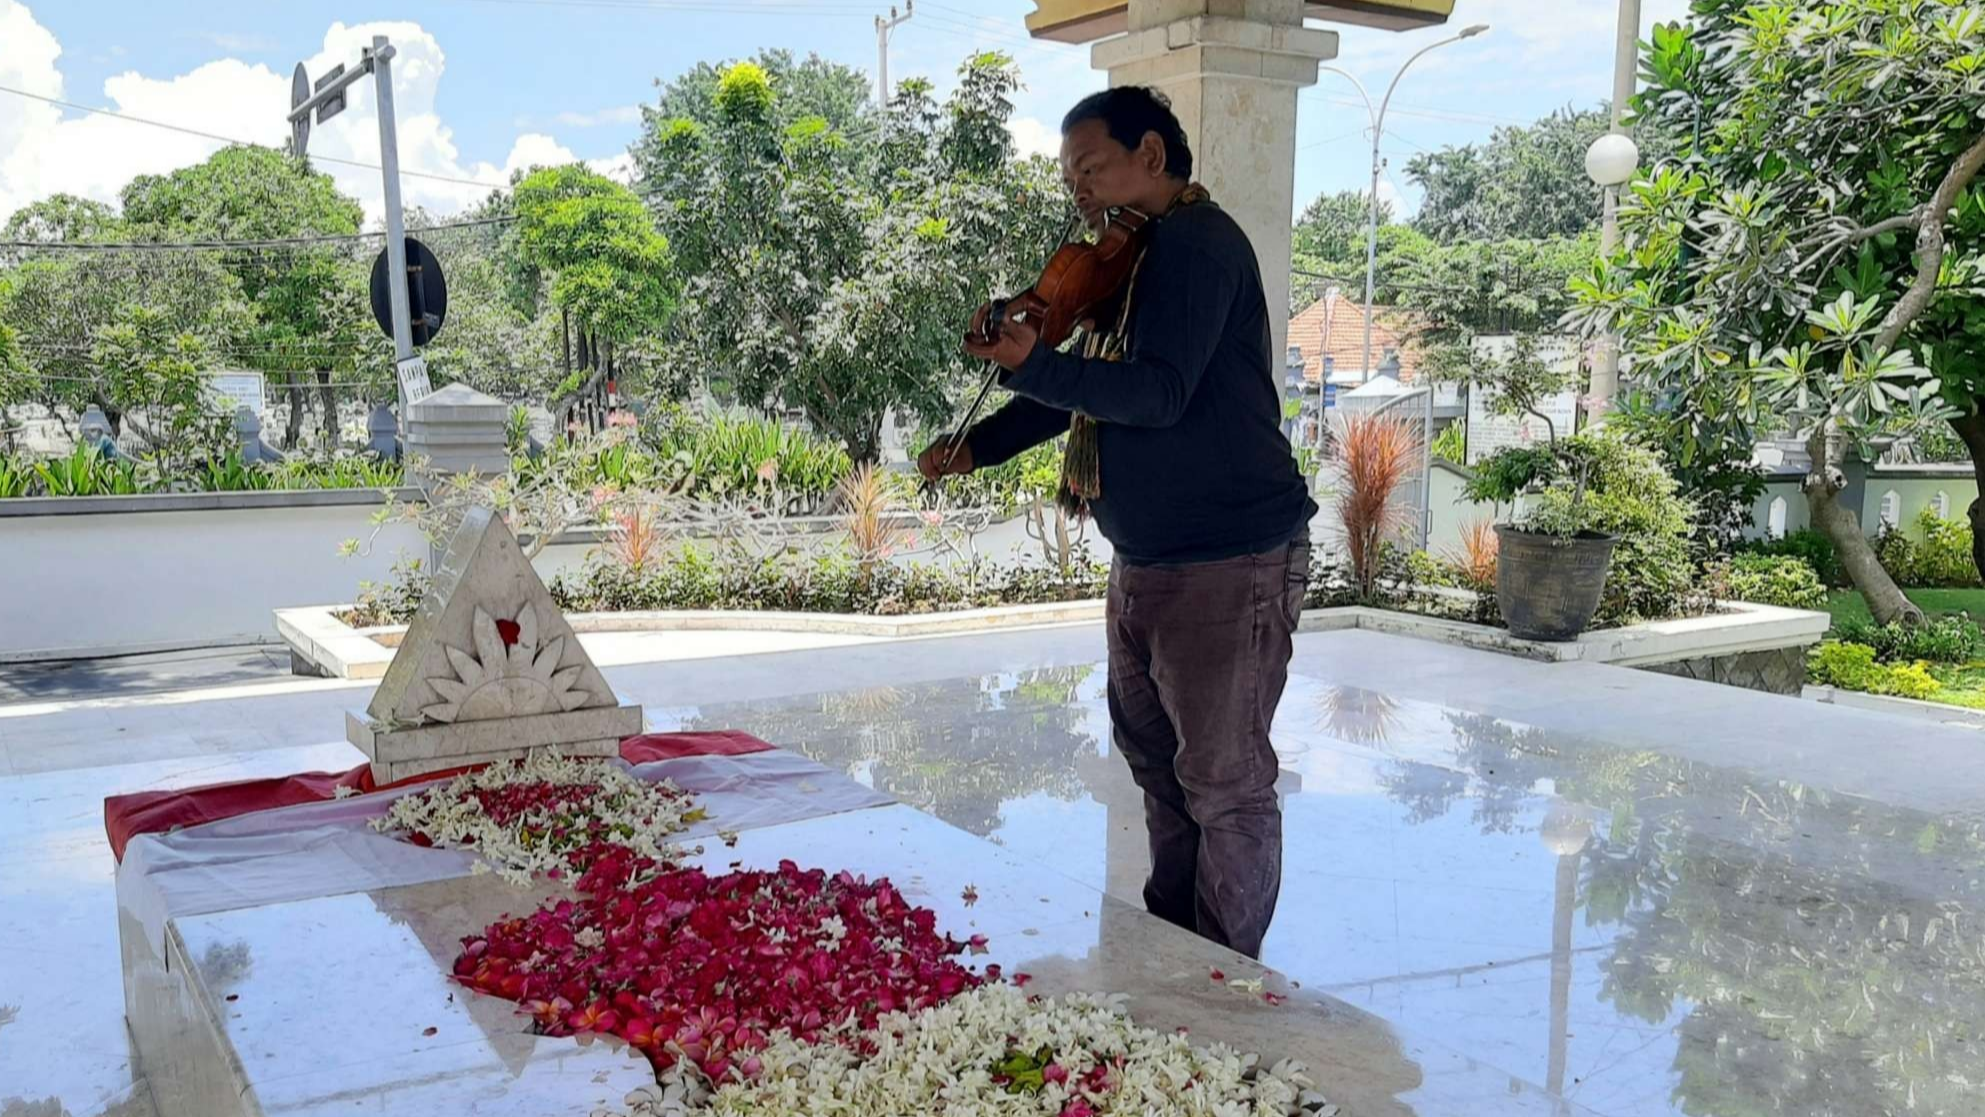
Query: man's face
1060 118 1155 232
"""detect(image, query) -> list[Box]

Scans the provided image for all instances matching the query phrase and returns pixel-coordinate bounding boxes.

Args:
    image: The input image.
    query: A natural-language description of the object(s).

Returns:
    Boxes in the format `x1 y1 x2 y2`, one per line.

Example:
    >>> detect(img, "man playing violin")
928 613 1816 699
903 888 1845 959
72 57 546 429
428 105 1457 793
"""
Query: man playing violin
917 86 1317 960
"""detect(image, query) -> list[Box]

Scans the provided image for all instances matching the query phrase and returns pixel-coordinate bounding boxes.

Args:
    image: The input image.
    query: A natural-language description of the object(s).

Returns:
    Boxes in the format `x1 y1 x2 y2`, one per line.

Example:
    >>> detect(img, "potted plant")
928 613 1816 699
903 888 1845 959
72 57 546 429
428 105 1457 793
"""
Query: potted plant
1480 442 1618 640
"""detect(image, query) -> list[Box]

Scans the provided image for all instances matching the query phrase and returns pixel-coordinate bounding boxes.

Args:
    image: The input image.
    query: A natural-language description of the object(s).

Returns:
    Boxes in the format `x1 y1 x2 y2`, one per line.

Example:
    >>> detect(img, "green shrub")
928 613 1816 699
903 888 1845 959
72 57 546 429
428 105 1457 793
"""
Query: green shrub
1830 615 1979 664
0 455 32 498
1523 432 1701 625
1404 549 1458 589
33 446 143 496
647 414 851 503
1462 445 1557 505
1883 509 1982 588
1430 423 1465 464
545 543 1109 619
1808 641 1941 700
1746 528 1844 588
343 557 432 628
1715 553 1828 610
1874 525 1918 585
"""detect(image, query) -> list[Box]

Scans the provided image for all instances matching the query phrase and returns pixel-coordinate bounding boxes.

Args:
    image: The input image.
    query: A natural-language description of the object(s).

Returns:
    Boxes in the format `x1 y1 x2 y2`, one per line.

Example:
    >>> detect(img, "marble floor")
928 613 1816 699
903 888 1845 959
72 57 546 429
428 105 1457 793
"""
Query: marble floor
4 626 1984 1117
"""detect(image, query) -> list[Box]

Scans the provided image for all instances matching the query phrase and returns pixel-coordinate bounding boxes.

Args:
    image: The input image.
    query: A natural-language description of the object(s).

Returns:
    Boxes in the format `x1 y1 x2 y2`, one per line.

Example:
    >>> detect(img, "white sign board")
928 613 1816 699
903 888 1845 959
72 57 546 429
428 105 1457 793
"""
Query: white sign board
397 355 433 405
206 372 265 415
1464 335 1581 465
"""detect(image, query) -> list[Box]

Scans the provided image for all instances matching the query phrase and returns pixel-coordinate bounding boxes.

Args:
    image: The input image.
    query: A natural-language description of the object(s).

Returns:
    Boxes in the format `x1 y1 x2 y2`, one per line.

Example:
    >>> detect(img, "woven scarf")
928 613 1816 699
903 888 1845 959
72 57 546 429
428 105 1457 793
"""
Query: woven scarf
1057 182 1213 517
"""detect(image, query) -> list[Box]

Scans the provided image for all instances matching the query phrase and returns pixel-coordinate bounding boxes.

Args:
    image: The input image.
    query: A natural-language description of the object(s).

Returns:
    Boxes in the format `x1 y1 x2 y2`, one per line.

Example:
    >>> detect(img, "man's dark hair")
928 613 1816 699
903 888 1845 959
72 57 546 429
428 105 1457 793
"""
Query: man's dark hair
1062 86 1193 179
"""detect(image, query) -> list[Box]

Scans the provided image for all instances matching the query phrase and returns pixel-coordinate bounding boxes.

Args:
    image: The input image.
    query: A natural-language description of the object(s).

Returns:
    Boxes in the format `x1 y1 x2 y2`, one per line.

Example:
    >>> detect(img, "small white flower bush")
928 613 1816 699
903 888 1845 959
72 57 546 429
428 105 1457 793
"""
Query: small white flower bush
372 749 702 885
602 984 1336 1117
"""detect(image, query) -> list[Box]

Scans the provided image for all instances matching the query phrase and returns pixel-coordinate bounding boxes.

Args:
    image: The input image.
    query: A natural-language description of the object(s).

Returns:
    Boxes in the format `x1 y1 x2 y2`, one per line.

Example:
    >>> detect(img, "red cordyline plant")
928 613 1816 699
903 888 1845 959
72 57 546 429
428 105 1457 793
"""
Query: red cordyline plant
1332 410 1422 599
1444 517 1499 591
454 846 990 1084
608 504 666 575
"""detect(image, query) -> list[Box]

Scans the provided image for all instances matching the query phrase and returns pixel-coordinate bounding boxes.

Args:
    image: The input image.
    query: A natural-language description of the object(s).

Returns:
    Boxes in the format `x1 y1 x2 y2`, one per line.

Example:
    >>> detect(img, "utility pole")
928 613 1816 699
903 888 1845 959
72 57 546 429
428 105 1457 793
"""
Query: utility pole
875 1 913 106
288 36 421 427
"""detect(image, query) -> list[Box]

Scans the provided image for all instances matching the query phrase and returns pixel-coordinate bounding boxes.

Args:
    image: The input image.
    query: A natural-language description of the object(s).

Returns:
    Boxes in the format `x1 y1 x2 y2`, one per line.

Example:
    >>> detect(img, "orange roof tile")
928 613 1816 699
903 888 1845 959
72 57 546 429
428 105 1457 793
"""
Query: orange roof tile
1287 289 1426 386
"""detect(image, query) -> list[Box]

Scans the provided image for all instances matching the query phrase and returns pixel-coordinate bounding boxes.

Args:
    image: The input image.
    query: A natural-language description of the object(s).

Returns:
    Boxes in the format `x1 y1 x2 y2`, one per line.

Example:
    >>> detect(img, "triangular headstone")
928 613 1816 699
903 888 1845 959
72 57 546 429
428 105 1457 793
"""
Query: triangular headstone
368 506 619 727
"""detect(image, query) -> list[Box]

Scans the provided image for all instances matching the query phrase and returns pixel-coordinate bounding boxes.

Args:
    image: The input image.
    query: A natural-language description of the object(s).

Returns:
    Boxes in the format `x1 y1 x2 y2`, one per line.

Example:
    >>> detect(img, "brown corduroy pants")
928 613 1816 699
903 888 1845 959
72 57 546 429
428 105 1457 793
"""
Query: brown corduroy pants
1104 537 1309 959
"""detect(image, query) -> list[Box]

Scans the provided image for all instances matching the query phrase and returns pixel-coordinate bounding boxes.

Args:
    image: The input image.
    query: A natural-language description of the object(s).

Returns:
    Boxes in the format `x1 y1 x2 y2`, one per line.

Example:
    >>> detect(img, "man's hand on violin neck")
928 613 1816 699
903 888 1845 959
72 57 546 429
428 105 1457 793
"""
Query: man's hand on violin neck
916 437 974 480
963 303 1039 371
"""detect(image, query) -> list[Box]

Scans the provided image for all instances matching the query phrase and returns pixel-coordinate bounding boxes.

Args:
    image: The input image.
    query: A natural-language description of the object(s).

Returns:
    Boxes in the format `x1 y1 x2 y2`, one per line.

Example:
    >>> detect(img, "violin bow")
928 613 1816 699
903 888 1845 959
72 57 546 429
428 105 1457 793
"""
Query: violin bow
939 361 1004 474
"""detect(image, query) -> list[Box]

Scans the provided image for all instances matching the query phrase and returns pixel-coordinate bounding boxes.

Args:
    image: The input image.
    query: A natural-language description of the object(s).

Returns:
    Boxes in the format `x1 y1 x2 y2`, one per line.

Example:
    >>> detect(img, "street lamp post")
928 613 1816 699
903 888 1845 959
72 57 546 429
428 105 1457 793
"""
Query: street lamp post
1586 0 1643 420
1319 23 1488 387
1321 24 1487 551
1585 131 1640 423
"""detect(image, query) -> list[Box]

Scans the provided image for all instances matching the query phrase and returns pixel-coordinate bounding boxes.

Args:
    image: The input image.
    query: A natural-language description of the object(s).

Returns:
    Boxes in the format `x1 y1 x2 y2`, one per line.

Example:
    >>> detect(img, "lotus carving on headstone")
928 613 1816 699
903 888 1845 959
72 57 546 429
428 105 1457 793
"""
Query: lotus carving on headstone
420 604 590 723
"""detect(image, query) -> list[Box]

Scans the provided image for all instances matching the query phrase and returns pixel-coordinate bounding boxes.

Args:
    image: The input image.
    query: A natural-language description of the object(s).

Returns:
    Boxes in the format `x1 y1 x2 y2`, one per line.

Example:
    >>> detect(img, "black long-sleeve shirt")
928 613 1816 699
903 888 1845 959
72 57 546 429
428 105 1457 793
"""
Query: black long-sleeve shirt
965 202 1317 565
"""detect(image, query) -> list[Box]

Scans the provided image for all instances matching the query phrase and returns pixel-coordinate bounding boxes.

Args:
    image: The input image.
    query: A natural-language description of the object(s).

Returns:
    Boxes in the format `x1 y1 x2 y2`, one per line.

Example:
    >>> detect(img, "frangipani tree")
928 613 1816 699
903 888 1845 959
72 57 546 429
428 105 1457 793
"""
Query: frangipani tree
1570 1 1985 624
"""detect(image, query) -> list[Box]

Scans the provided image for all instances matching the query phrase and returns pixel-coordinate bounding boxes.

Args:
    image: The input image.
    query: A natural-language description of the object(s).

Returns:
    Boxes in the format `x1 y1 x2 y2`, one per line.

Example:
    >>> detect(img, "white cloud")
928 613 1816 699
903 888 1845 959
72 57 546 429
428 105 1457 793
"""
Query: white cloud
586 151 636 183
0 6 627 228
1007 115 1060 160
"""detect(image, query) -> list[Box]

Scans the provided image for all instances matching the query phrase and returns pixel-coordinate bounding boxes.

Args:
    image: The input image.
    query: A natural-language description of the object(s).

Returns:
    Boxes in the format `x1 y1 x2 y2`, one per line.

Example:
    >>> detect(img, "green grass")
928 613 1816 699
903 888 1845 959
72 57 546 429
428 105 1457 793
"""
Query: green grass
1823 588 1985 710
1927 663 1985 710
1823 588 1985 629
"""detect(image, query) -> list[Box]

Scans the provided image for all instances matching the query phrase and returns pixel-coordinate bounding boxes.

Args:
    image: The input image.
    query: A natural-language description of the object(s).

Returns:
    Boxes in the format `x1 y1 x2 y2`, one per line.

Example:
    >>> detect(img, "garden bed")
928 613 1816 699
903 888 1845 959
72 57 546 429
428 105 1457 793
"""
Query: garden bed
279 597 1829 683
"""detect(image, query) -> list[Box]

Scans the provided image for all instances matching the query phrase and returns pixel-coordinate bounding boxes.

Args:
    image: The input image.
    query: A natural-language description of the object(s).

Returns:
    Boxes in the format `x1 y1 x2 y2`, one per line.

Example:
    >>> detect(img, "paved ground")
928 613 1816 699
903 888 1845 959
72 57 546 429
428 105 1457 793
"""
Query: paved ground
4 626 1983 1117
0 645 293 705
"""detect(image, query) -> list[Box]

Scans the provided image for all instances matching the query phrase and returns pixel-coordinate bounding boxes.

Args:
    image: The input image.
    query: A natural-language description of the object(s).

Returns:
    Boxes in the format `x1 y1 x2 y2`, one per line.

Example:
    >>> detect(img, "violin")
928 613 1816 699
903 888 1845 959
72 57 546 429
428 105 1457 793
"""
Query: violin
940 208 1155 473
969 207 1153 349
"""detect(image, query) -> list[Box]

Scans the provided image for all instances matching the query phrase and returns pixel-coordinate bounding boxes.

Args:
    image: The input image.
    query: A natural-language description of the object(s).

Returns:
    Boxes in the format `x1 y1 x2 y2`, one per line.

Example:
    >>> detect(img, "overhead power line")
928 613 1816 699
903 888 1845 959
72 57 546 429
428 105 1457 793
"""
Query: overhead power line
0 84 511 192
0 215 517 254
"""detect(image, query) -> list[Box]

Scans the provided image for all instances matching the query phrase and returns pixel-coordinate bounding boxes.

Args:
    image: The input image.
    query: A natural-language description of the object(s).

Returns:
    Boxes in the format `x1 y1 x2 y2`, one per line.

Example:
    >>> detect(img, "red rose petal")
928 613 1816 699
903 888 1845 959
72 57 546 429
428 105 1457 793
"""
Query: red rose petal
495 618 521 646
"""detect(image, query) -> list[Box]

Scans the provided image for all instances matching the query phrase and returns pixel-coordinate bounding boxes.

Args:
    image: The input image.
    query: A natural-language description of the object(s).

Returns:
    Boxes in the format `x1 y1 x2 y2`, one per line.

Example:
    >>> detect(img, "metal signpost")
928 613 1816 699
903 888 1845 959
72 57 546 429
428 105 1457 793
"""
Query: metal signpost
287 36 428 427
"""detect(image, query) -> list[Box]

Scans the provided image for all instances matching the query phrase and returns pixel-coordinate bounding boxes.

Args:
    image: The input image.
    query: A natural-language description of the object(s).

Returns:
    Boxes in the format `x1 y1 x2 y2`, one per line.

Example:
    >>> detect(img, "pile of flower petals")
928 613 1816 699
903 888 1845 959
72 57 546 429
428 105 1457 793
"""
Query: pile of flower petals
374 750 700 883
454 845 985 1083
604 983 1337 1117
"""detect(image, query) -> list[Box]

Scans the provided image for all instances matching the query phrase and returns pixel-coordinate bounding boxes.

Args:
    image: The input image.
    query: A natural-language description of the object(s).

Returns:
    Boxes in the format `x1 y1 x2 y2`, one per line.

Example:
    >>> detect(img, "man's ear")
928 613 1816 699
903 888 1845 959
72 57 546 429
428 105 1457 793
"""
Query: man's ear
1136 131 1168 178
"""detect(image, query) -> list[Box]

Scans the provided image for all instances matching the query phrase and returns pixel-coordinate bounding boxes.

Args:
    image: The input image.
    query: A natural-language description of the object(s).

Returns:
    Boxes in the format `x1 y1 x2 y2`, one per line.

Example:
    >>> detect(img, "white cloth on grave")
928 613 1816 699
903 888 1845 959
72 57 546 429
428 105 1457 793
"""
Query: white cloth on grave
117 749 896 957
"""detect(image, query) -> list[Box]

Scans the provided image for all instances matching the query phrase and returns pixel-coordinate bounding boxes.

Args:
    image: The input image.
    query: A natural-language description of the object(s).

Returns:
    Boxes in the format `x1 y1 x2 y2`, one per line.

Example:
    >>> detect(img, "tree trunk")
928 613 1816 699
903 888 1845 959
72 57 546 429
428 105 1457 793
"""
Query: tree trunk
1804 424 1922 626
1952 408 1985 584
317 370 337 449
561 308 571 380
284 374 305 451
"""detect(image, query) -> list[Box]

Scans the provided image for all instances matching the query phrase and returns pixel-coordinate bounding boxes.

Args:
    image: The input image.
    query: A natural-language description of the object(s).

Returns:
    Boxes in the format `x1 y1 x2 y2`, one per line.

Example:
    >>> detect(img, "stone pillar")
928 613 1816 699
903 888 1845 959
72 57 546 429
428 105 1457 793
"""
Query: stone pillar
404 384 510 479
1094 0 1338 382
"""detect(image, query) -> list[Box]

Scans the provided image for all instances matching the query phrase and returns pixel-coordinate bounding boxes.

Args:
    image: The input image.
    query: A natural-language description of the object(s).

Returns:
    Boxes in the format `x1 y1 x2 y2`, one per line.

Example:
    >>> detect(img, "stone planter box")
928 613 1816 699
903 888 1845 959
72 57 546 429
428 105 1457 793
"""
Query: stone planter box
0 489 427 662
1804 684 1985 729
281 597 1828 693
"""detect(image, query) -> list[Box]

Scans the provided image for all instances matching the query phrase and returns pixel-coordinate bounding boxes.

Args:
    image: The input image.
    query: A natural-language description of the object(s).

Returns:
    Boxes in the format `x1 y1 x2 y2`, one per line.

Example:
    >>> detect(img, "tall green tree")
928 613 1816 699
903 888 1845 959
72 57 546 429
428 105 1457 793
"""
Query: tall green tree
634 49 876 177
0 249 238 435
641 53 1067 464
1569 1 1985 624
1294 189 1392 267
513 163 675 418
91 303 225 471
1409 106 1675 243
1289 190 1431 312
0 322 34 448
121 145 366 450
411 196 558 403
3 194 125 244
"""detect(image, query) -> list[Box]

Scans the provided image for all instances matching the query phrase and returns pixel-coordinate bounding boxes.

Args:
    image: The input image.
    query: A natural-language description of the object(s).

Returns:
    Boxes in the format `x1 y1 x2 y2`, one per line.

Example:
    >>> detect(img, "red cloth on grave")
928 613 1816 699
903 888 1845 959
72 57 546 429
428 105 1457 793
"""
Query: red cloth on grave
103 729 773 862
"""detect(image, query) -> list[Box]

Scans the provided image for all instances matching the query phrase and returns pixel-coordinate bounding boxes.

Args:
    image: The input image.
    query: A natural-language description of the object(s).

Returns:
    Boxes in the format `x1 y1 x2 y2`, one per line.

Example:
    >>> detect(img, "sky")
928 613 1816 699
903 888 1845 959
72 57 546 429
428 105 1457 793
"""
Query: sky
0 0 1690 229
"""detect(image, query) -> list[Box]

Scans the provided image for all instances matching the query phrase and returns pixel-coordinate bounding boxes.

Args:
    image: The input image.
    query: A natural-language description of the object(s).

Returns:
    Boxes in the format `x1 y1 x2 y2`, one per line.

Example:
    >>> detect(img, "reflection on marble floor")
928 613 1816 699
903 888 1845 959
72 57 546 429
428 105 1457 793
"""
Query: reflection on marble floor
651 668 1985 1117
5 643 1984 1117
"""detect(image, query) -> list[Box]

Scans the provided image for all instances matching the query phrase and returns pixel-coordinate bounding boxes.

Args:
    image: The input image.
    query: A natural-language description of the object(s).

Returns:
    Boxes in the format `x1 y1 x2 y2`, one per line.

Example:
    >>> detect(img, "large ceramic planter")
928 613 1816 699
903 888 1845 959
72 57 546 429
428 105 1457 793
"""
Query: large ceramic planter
1494 525 1619 642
